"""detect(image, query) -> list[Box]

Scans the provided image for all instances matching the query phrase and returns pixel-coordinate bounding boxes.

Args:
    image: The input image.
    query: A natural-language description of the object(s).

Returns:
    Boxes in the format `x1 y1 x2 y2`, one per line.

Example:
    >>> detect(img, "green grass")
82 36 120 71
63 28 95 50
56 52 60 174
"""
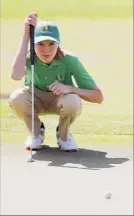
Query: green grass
1 19 133 145
0 98 133 145
1 0 133 19
0 0 133 145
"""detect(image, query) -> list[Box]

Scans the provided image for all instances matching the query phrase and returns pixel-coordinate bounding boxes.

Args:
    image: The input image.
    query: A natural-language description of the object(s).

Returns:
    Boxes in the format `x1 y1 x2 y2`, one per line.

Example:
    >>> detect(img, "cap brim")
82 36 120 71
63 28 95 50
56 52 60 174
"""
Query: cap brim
35 36 59 44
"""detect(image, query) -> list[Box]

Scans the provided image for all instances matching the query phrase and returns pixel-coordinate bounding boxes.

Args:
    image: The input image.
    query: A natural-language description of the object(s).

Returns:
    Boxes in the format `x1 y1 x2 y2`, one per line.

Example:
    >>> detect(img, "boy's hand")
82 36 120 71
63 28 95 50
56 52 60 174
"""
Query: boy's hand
24 12 38 36
48 82 73 95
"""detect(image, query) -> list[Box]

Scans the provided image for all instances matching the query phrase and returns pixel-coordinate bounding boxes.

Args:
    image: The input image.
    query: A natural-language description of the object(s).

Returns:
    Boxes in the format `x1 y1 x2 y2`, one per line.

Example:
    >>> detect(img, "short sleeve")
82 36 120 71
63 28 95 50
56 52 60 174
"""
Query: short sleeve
70 56 97 90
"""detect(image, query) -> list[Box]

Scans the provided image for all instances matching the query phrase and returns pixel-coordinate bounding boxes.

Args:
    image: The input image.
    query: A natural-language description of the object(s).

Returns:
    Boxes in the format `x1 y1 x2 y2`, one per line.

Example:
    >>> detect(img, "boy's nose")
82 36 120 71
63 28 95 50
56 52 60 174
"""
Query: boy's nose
43 46 50 52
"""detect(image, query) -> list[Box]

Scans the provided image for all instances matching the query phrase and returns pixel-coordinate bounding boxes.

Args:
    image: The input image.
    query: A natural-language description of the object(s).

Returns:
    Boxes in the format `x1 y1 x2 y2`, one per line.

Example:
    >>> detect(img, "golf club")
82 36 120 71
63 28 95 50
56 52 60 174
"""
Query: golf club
27 24 35 163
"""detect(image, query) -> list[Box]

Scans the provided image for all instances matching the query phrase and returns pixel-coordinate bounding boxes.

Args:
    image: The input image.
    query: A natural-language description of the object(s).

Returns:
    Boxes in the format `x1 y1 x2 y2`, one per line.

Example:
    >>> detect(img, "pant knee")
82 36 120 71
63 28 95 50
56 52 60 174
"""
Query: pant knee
58 94 82 115
9 87 32 115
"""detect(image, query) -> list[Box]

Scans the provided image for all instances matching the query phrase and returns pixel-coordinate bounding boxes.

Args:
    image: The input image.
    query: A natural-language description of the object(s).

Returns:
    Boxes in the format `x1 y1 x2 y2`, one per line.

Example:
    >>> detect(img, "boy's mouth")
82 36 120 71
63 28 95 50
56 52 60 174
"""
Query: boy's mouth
42 54 51 57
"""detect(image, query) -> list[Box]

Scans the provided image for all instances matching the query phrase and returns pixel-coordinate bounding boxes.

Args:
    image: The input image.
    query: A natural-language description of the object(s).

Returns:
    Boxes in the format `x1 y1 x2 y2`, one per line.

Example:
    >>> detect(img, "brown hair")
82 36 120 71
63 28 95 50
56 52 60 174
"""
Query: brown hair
27 46 64 60
54 46 65 60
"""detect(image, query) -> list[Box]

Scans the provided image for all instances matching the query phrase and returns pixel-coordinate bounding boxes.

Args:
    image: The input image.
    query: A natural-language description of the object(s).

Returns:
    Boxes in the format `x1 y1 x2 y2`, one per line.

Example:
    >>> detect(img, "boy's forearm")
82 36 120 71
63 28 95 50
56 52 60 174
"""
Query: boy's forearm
72 87 103 104
11 35 29 80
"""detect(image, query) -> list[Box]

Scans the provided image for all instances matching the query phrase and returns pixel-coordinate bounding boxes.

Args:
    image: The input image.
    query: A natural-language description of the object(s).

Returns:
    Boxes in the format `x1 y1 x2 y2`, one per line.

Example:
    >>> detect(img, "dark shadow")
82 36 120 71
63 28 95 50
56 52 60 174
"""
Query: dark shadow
32 145 129 170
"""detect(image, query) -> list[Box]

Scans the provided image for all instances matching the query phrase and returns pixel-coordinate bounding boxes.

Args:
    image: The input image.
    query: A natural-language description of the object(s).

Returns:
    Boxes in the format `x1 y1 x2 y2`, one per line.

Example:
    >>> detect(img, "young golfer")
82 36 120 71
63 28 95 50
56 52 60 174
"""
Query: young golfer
9 12 103 152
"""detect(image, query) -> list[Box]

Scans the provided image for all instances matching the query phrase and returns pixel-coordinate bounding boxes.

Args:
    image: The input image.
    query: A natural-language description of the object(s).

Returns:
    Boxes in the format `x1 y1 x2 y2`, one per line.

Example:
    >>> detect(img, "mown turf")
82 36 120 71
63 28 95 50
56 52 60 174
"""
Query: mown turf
0 0 133 145
1 0 133 19
1 99 133 145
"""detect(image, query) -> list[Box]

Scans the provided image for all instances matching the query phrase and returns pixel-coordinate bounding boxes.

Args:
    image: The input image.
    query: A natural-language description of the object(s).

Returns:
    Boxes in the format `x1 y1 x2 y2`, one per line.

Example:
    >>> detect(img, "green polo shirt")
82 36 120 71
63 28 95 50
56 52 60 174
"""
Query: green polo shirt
25 52 96 92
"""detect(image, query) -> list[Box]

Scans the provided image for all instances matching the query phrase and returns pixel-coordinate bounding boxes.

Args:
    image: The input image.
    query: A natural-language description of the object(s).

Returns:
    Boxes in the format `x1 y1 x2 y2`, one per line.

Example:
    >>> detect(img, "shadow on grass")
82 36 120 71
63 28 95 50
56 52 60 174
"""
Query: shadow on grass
33 145 129 170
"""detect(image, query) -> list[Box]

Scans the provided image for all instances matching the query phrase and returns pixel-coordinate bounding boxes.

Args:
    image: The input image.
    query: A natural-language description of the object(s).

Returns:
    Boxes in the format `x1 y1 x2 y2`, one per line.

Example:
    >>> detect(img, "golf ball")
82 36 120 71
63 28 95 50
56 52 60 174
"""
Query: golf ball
104 191 112 199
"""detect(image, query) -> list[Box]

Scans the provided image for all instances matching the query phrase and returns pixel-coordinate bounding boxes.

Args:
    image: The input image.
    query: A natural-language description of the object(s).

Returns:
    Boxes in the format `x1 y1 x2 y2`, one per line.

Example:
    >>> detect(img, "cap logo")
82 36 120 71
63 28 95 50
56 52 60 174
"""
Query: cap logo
42 25 48 31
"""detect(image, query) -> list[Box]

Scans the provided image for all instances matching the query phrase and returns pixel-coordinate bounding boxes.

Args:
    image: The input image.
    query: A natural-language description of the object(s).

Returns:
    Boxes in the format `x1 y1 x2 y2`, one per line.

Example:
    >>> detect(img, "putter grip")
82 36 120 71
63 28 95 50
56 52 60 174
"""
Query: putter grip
30 25 35 65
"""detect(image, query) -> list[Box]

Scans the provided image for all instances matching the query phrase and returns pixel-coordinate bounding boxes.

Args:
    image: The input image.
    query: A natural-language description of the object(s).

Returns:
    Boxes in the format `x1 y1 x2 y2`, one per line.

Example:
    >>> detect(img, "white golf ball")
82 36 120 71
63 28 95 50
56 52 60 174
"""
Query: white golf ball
104 191 112 199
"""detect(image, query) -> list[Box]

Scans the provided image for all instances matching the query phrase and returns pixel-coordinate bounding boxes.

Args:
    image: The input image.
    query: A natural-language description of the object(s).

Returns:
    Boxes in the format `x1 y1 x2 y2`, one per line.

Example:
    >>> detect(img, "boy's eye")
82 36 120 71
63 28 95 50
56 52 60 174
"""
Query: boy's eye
38 42 43 46
50 41 55 46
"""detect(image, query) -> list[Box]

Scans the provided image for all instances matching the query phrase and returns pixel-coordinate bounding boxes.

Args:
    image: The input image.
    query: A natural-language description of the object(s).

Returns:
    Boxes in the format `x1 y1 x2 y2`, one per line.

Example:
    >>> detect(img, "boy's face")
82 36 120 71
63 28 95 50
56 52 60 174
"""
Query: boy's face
35 40 59 64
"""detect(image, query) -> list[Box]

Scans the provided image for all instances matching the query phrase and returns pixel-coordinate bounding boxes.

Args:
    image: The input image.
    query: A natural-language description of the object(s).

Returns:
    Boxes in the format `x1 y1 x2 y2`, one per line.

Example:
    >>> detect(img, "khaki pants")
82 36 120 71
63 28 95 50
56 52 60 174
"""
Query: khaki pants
8 86 82 141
